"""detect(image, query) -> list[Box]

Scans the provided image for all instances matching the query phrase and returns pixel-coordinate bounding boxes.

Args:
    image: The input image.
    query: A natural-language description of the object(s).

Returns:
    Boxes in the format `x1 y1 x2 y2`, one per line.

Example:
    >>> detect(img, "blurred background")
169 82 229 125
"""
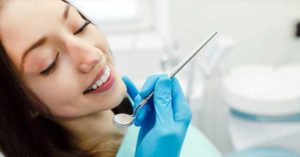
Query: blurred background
70 0 300 155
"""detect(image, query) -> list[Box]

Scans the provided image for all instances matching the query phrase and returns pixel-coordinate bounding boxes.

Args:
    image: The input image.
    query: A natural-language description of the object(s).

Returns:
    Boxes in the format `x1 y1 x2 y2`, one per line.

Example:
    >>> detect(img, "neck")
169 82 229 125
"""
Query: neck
56 110 125 153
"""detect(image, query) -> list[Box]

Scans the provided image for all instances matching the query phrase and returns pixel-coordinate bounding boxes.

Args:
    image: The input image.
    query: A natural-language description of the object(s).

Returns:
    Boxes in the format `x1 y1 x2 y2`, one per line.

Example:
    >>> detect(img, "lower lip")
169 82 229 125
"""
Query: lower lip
86 71 115 95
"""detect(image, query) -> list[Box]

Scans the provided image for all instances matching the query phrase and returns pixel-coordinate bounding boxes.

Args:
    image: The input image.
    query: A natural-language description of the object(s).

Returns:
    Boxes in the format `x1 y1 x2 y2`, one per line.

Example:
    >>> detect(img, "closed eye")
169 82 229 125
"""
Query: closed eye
74 21 90 35
40 21 90 77
40 52 60 76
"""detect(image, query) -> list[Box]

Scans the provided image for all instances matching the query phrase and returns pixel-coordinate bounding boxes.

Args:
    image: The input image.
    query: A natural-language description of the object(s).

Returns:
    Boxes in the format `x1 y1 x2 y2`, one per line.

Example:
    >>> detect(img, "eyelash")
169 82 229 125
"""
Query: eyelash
74 21 90 35
40 21 91 76
40 52 60 76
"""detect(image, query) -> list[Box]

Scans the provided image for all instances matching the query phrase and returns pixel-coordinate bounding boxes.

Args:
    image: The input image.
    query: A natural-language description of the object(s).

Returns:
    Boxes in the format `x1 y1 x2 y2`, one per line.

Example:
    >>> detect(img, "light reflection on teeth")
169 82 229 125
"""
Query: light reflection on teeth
92 84 97 90
96 80 103 86
87 65 111 91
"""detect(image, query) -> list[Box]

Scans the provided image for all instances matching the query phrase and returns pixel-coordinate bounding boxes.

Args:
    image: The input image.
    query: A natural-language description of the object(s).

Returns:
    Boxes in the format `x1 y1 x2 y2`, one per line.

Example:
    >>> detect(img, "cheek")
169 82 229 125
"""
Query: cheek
27 72 81 113
35 81 83 118
41 77 79 105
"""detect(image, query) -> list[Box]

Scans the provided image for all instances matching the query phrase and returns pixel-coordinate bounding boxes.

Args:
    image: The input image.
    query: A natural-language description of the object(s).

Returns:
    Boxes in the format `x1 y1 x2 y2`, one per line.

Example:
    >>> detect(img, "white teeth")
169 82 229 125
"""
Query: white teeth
105 66 110 73
102 66 111 82
100 74 108 82
96 80 103 86
92 84 97 90
100 72 109 83
100 75 106 82
87 66 111 91
105 69 109 76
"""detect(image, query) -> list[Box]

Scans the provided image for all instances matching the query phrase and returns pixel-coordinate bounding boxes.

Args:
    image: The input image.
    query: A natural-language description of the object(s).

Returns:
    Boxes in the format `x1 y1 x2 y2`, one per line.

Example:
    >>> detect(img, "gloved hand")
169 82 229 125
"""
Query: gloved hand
122 75 192 157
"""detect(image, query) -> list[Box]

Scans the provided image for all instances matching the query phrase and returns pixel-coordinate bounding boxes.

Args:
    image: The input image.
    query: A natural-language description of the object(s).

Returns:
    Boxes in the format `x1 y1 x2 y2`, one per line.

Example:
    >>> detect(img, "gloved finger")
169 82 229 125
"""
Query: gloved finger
139 74 164 97
133 75 161 126
122 76 139 100
153 76 174 123
171 77 192 124
133 95 154 126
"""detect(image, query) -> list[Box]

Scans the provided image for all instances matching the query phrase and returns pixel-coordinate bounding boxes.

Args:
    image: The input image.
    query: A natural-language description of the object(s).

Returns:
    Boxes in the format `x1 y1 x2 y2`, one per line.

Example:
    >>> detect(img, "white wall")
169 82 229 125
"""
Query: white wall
168 0 300 153
169 0 300 69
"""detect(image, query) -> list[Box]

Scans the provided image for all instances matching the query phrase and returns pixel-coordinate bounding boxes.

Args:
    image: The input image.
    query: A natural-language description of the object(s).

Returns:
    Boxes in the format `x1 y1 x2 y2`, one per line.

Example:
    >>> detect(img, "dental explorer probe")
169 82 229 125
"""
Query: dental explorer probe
113 31 218 127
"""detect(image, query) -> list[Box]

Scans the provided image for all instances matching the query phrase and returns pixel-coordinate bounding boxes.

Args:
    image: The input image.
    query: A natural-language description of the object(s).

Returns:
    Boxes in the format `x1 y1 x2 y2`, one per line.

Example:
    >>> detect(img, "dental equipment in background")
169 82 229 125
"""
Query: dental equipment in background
113 31 218 127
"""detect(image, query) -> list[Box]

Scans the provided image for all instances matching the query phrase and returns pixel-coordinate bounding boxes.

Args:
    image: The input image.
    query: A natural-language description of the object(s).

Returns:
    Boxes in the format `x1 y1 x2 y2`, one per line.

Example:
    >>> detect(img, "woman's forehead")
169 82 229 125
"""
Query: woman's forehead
0 0 66 68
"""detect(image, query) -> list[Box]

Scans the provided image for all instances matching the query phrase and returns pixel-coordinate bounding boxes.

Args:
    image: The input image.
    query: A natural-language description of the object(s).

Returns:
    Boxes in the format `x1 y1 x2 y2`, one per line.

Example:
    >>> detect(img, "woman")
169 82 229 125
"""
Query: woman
0 0 191 156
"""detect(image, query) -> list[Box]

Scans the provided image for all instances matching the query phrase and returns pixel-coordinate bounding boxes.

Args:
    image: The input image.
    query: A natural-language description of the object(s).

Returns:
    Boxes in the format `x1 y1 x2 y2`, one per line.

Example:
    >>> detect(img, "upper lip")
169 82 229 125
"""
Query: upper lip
83 65 107 93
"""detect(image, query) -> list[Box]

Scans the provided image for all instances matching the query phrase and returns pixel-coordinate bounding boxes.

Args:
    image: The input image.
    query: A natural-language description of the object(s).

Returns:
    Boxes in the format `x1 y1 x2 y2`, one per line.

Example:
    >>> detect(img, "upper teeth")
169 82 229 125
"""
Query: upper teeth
89 66 111 90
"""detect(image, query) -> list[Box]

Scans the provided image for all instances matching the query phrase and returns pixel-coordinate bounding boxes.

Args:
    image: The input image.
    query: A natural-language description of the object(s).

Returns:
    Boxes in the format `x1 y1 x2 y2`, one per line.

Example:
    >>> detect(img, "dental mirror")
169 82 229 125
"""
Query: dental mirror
113 31 218 128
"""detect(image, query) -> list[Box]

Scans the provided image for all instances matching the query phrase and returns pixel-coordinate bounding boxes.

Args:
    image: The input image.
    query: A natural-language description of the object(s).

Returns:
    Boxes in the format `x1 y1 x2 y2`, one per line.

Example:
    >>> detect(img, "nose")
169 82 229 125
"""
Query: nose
65 38 100 73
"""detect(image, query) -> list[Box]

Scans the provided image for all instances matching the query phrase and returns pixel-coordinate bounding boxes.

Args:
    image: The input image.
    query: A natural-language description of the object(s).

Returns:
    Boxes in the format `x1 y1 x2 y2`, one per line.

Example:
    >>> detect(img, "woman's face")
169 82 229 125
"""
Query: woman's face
0 0 127 119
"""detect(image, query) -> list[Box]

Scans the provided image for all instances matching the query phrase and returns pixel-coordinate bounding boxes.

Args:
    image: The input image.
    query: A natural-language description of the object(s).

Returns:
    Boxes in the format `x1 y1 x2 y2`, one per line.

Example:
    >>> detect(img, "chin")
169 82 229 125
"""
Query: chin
109 79 127 109
110 80 133 114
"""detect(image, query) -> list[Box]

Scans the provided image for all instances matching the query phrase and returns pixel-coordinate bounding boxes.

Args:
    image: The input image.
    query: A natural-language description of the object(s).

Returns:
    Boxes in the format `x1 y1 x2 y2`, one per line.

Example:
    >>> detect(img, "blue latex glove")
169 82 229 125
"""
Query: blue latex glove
122 75 192 157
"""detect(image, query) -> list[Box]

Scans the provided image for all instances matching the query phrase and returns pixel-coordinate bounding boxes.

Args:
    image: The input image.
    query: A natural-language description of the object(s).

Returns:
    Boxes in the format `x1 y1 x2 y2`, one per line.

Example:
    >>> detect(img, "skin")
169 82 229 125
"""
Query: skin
0 0 127 149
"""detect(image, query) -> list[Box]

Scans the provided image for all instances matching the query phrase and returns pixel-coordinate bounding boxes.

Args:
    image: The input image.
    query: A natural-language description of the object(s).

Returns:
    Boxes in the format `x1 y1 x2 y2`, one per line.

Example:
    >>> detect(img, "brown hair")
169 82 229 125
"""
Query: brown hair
0 0 131 156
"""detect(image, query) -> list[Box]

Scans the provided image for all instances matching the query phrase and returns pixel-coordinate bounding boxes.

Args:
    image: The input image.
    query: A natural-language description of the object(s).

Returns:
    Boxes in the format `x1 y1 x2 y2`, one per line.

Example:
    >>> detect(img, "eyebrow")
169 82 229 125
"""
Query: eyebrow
63 4 71 20
20 4 71 72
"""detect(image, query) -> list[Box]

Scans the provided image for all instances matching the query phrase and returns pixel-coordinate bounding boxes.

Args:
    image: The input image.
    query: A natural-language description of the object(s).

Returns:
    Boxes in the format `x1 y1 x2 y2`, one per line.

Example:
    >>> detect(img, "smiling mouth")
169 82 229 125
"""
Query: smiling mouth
83 65 111 94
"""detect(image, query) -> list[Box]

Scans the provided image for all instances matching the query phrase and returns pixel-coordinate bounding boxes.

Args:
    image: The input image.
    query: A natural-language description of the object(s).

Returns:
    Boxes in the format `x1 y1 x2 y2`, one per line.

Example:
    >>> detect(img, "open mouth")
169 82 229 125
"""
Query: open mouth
83 65 111 94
